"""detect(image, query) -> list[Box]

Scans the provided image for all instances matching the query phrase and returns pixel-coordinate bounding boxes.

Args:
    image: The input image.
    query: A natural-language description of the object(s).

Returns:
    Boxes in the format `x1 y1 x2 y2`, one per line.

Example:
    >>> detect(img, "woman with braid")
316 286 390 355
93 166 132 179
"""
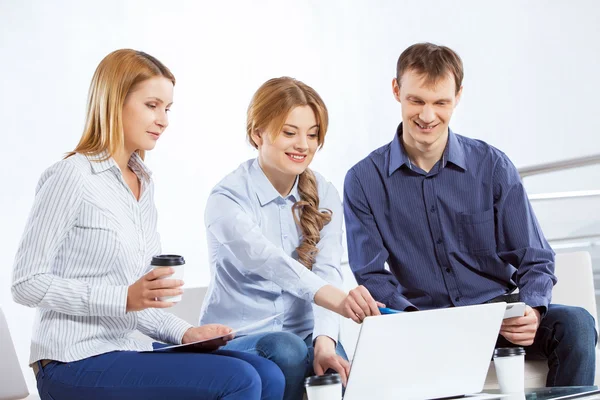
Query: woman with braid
201 77 382 400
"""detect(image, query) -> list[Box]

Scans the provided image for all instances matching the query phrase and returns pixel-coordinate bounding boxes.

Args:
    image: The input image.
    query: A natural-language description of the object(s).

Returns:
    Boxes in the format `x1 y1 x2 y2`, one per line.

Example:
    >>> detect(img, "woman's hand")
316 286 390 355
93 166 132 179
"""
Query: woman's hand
126 267 184 312
314 285 384 323
182 324 235 351
313 336 351 386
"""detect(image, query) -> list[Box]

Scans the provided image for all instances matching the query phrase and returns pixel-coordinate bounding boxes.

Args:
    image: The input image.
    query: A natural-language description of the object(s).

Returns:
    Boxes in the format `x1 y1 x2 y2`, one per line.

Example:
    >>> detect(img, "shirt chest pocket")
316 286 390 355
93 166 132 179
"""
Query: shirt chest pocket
457 209 497 255
76 201 120 231
70 202 120 276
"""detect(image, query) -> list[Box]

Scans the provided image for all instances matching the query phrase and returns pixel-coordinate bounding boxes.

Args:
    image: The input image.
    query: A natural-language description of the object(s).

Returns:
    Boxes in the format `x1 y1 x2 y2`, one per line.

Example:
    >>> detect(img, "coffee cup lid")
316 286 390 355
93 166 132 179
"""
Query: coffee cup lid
151 254 185 266
304 373 341 387
494 347 525 357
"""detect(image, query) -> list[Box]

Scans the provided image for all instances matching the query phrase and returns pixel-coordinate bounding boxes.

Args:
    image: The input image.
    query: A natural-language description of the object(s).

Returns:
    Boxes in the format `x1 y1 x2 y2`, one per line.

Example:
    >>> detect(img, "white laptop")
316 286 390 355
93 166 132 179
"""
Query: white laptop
0 306 30 400
344 302 506 400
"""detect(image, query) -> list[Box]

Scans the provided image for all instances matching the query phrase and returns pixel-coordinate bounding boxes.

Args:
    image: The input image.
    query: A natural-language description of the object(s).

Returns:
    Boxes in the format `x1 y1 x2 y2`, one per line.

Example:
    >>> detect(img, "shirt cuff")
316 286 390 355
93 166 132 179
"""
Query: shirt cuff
89 285 128 317
158 313 194 345
312 305 340 344
302 271 329 303
390 295 418 312
519 293 551 318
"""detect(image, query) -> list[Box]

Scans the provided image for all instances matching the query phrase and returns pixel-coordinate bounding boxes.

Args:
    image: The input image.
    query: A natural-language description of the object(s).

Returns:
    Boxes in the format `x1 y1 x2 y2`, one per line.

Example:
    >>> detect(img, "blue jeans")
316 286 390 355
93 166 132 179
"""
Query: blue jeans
35 343 285 399
222 332 348 400
496 304 597 386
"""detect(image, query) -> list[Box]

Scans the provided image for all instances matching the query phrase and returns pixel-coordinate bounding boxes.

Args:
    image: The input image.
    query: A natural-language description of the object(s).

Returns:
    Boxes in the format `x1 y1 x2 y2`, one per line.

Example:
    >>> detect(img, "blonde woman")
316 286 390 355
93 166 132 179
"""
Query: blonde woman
11 49 284 400
200 77 383 400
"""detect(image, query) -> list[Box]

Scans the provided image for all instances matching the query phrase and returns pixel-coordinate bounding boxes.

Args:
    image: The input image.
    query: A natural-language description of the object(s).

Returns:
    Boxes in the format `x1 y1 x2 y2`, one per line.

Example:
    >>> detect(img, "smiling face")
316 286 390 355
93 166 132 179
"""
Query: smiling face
393 69 461 152
252 105 320 187
122 76 174 154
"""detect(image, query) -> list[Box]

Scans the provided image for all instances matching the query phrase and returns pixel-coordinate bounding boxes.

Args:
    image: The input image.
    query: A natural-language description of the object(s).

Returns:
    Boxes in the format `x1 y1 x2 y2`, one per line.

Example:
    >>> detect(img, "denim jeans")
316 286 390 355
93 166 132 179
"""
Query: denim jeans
496 304 597 386
35 343 285 400
222 331 348 400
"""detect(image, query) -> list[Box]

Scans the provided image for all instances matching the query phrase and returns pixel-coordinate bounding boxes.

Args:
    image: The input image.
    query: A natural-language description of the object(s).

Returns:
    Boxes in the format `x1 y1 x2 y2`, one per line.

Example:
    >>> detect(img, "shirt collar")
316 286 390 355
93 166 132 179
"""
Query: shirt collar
388 123 467 176
86 151 115 174
128 152 153 182
86 151 152 182
250 158 300 206
446 127 467 171
389 124 411 175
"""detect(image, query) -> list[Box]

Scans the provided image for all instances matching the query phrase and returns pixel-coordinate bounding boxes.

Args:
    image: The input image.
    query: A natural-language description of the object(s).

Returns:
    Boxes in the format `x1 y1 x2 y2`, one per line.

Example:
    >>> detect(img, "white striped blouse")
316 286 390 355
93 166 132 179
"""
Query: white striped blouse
12 152 192 364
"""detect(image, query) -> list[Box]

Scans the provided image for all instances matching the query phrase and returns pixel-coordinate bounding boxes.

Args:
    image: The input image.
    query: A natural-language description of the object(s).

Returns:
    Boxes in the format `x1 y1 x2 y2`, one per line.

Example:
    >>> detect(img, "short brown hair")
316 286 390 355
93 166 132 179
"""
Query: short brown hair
396 42 463 94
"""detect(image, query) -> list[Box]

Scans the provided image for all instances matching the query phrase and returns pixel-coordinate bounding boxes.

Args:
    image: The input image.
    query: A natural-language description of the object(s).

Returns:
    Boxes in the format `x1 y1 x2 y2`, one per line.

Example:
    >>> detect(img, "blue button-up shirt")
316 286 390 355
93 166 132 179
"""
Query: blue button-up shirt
344 124 556 312
200 159 343 342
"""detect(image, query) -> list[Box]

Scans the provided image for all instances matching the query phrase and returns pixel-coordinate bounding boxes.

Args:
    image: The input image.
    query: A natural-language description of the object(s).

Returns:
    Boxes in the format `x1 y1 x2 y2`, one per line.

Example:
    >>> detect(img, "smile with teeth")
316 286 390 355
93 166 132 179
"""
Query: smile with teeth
286 153 306 162
415 121 438 130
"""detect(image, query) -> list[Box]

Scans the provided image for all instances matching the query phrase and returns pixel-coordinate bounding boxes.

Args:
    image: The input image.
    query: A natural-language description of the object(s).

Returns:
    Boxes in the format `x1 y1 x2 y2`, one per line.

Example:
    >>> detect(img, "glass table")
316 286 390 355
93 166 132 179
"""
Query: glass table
485 386 600 399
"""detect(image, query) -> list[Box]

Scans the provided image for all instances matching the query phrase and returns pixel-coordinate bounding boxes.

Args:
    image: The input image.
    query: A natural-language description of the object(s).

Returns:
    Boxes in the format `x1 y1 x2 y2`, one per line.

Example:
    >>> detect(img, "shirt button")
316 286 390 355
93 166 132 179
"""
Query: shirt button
436 238 443 245
283 235 288 239
446 267 451 273
430 206 436 213
280 205 286 210
455 296 460 302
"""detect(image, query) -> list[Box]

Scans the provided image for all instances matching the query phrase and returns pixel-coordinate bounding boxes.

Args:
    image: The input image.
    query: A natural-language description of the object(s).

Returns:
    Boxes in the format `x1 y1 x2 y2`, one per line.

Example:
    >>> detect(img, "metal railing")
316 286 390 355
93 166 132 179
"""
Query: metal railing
518 153 600 179
519 153 600 295
518 153 600 241
547 234 600 247
528 190 600 201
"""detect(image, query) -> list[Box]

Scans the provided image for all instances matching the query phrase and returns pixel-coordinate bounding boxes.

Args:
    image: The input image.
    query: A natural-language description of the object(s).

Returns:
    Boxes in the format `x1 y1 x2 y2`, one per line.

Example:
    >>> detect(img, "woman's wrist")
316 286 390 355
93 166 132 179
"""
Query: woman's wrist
314 335 336 353
181 327 195 344
314 285 346 314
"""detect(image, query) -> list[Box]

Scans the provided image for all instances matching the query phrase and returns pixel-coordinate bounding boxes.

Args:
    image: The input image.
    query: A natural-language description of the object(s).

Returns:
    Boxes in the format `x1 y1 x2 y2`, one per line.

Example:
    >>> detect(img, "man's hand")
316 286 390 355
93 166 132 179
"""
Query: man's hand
500 305 541 346
313 336 351 386
181 324 235 352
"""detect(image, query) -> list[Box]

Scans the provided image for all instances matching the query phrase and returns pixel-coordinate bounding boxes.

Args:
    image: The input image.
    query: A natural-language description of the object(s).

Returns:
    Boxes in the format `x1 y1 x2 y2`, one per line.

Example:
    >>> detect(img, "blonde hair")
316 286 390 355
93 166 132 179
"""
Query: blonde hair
247 77 331 270
66 49 175 160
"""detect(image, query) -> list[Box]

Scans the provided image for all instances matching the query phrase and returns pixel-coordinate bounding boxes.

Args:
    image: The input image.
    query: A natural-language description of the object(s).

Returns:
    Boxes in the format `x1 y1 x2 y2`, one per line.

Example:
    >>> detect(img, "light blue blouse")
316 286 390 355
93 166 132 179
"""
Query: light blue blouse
200 159 343 342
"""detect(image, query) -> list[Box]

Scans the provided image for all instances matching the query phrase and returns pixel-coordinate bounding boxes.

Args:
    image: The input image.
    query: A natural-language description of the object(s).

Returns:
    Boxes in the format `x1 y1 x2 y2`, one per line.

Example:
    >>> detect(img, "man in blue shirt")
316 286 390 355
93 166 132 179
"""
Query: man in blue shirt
344 42 597 386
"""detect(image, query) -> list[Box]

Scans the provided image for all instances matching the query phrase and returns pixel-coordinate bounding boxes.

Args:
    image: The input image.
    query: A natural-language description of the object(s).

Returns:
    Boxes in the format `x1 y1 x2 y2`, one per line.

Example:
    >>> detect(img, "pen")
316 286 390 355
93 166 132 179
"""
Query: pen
378 307 402 314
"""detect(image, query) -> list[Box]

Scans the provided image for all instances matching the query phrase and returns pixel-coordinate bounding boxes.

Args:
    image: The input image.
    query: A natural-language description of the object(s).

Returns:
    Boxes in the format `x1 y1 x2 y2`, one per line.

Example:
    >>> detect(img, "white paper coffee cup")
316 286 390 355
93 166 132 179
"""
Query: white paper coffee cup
305 373 342 400
493 347 525 394
151 254 185 303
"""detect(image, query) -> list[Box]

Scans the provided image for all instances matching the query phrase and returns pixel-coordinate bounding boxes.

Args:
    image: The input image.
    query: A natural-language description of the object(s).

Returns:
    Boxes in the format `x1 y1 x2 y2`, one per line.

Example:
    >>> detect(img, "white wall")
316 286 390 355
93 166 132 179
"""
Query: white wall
2 0 599 391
